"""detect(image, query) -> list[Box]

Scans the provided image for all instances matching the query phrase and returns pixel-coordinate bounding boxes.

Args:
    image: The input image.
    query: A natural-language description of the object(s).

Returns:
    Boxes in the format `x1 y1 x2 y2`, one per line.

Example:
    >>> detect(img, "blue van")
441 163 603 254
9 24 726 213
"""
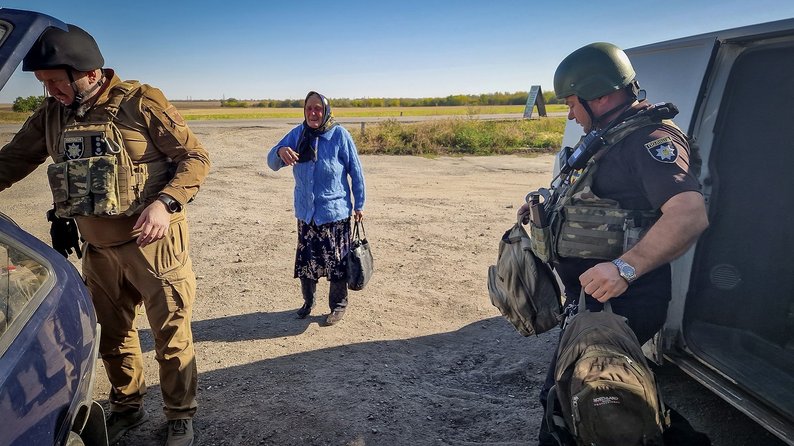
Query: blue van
0 8 107 446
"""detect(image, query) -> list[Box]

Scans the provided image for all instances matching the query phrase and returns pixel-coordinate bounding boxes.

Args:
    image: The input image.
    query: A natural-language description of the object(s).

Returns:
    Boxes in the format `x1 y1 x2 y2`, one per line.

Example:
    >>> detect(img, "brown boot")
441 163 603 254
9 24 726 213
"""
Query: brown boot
325 308 346 326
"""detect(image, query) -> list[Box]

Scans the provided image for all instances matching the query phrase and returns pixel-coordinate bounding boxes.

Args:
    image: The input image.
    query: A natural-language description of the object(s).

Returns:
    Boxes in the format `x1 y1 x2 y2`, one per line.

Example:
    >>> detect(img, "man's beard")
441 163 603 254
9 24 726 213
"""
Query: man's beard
71 73 105 118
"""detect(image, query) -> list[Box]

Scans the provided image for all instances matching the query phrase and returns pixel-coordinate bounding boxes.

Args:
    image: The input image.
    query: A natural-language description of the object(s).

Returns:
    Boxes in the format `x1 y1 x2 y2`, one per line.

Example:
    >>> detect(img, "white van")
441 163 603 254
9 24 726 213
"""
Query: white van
559 18 794 445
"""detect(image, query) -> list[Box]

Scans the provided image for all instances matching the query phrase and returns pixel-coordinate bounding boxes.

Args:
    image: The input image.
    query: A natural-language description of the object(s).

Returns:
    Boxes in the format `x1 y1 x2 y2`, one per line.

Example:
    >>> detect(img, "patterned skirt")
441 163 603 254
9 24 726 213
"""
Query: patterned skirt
294 218 351 281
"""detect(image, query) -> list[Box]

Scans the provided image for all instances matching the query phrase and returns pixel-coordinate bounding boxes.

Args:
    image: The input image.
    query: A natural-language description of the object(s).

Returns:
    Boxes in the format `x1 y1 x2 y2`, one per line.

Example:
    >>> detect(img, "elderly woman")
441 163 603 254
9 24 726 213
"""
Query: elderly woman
267 91 366 325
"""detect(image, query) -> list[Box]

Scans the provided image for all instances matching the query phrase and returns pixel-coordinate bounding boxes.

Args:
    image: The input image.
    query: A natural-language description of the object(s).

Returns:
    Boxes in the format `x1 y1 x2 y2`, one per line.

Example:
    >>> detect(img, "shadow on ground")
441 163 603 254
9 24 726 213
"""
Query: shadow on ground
116 316 556 446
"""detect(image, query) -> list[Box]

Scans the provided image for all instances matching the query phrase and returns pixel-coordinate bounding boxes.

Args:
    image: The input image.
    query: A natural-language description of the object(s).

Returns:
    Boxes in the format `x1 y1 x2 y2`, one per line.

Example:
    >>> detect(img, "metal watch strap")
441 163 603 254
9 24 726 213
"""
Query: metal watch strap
612 258 637 283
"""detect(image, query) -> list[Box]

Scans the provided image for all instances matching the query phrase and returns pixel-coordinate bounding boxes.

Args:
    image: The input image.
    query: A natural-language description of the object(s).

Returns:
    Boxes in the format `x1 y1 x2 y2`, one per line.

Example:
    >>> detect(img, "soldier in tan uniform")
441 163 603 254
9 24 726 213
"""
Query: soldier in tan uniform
0 24 210 446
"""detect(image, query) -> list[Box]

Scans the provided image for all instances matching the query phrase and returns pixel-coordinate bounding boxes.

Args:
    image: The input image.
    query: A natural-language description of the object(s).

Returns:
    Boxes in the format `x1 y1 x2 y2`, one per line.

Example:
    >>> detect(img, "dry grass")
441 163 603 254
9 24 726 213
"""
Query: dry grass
354 117 566 155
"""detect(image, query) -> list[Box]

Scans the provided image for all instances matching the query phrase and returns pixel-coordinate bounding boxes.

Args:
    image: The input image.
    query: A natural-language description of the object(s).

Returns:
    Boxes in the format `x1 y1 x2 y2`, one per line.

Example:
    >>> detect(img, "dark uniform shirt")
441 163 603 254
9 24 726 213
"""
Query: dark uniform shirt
555 104 702 311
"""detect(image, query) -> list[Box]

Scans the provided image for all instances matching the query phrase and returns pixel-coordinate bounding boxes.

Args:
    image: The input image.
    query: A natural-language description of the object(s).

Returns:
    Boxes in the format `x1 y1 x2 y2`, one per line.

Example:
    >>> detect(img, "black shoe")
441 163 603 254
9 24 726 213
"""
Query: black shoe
106 407 148 444
296 302 314 319
325 309 346 325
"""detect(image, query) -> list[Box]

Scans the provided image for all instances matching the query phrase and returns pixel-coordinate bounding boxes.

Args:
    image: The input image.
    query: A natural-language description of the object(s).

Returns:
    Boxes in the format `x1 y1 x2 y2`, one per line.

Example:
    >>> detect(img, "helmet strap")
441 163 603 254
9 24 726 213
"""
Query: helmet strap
67 69 105 115
589 98 635 129
66 69 82 111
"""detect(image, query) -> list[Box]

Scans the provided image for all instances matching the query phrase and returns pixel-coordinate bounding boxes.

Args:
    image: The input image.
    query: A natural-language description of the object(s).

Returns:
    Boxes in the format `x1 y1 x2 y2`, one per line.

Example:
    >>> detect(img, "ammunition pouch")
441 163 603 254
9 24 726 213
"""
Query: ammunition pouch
529 221 556 264
47 81 174 218
556 203 658 260
47 156 121 218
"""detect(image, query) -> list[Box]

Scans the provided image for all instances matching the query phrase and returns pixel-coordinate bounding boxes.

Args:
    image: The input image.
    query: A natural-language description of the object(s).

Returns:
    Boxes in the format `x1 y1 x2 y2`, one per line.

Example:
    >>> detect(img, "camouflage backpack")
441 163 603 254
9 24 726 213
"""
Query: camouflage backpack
546 290 668 446
487 217 562 336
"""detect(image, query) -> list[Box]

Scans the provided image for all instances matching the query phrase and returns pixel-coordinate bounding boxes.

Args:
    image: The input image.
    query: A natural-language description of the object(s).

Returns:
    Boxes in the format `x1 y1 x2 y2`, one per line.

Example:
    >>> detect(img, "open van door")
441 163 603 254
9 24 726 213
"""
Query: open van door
622 19 794 445
0 8 66 90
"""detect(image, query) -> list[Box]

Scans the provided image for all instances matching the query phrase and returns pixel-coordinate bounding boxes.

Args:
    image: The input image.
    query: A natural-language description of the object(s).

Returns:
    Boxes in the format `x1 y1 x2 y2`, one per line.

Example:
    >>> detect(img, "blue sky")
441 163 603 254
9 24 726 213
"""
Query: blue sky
2 1 794 102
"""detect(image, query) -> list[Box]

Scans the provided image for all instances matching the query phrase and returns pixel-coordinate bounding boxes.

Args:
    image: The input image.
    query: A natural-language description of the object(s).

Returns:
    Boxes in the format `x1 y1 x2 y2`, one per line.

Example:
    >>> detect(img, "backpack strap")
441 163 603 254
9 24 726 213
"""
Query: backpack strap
578 288 613 314
545 385 576 446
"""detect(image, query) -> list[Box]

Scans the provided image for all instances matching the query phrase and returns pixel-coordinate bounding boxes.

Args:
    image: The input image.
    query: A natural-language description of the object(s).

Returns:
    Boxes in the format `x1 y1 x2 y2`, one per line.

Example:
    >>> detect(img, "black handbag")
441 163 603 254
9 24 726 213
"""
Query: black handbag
347 220 373 290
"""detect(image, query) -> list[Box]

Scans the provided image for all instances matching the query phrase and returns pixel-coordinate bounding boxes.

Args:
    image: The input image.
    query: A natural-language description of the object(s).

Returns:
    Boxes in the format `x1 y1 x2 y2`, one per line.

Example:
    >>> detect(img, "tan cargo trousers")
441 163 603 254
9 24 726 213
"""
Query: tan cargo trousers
82 219 197 420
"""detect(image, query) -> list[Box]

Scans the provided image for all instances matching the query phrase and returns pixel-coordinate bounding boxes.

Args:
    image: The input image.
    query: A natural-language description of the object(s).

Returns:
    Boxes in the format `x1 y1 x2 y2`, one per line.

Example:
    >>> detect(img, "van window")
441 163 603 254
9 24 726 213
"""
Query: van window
0 242 50 337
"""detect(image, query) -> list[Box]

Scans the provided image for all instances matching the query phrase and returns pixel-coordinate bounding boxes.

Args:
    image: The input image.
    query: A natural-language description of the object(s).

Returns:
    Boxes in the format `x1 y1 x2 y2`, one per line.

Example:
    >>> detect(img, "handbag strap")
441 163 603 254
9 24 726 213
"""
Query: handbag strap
353 220 366 240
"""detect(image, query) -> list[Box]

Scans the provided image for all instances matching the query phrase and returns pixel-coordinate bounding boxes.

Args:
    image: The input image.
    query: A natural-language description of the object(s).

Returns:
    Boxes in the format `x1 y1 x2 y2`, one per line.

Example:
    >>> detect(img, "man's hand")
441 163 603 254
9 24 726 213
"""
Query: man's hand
579 262 628 303
278 146 299 166
517 202 530 224
133 200 171 247
579 190 708 303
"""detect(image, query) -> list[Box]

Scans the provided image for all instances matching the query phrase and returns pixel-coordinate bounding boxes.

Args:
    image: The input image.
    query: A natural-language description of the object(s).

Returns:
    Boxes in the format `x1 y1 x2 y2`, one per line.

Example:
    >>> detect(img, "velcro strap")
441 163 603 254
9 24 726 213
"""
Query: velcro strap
560 226 624 240
564 212 626 225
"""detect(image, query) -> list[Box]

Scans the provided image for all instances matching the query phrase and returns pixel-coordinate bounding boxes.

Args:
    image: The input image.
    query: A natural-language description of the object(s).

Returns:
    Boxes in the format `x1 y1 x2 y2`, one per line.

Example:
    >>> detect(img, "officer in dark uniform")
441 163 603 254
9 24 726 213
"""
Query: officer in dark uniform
0 24 210 446
525 42 710 445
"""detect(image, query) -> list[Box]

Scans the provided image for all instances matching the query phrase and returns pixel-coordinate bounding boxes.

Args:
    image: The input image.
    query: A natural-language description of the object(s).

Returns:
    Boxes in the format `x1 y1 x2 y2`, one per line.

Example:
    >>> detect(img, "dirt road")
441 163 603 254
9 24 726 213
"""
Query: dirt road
0 122 784 446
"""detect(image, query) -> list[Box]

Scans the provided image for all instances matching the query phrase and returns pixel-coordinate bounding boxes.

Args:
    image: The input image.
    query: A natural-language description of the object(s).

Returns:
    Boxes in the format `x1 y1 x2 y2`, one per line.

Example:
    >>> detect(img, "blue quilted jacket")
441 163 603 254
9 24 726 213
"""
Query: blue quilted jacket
267 124 365 225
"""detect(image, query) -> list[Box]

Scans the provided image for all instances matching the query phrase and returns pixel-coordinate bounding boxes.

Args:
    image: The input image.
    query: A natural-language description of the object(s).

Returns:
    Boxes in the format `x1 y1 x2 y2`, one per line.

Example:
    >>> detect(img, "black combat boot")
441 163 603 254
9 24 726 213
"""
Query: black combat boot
297 278 317 319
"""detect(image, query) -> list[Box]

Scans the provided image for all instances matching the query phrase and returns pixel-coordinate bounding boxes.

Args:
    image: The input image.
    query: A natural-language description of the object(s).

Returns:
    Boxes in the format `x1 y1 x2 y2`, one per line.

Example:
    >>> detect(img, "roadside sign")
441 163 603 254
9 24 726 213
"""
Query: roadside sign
523 85 547 119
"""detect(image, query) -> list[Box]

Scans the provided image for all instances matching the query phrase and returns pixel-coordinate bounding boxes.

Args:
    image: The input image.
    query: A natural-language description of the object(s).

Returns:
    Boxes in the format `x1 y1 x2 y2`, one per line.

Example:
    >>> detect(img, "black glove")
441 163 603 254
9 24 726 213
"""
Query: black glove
47 208 83 259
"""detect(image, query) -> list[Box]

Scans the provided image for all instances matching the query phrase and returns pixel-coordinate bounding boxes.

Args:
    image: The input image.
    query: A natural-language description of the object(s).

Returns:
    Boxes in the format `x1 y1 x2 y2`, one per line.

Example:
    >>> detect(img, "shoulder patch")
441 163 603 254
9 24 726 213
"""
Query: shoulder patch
163 105 186 127
644 136 673 150
646 137 678 163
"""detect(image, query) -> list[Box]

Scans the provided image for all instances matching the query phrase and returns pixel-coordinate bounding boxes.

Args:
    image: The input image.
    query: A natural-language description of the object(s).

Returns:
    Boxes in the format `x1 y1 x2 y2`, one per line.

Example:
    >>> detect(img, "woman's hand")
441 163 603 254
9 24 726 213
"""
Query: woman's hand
278 146 299 166
354 210 364 222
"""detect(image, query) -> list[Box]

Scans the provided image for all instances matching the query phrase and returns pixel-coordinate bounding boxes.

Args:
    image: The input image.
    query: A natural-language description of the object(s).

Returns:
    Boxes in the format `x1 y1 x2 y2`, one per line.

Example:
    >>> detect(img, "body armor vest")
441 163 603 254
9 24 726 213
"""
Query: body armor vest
530 111 689 263
46 81 173 218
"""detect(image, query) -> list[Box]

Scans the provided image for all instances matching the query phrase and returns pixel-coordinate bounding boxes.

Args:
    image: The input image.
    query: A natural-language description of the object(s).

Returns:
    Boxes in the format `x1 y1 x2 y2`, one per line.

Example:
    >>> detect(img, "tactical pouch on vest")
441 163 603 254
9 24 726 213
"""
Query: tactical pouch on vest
552 158 659 261
47 156 121 218
529 221 556 264
556 204 631 260
47 81 174 218
540 106 688 262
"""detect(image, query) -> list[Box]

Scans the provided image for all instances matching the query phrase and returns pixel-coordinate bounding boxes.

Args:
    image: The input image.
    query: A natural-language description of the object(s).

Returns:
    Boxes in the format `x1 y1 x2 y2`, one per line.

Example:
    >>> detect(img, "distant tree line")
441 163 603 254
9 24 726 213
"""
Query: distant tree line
12 95 45 112
220 91 562 108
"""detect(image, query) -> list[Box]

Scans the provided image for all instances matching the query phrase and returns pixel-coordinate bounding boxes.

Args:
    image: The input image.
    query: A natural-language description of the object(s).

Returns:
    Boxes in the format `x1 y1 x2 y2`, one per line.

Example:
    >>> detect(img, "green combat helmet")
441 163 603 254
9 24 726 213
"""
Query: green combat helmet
554 42 636 100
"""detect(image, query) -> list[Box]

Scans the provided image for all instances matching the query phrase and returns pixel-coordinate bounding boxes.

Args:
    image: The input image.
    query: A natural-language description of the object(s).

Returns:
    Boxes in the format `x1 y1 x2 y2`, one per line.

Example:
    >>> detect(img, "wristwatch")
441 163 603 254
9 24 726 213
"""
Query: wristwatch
157 194 182 213
612 258 637 284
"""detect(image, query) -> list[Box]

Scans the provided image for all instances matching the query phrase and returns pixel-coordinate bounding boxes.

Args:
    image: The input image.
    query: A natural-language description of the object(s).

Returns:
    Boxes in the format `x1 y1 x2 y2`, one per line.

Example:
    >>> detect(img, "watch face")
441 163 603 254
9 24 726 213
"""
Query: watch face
613 259 636 282
620 263 636 280
159 196 180 213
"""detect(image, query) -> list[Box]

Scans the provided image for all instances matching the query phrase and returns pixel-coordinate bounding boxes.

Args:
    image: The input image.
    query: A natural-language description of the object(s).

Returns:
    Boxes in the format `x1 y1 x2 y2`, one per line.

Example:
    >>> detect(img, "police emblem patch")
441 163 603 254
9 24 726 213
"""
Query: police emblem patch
645 136 677 163
63 137 84 159
648 143 677 163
